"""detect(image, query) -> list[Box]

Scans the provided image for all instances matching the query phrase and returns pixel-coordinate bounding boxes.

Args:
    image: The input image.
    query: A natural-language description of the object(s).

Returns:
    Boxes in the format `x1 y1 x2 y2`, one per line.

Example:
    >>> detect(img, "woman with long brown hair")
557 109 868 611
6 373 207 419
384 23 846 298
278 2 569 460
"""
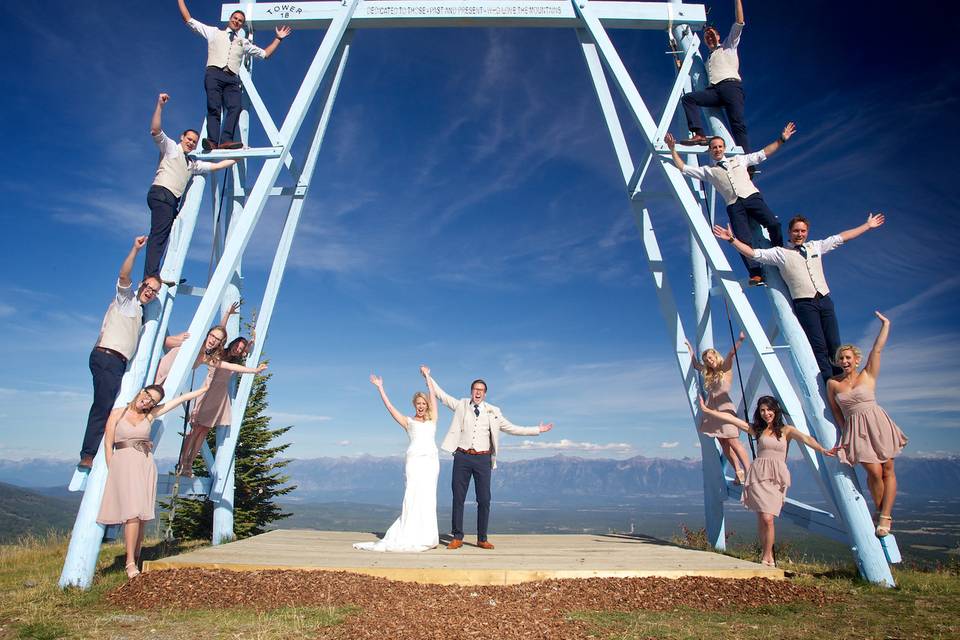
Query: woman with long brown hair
699 395 834 566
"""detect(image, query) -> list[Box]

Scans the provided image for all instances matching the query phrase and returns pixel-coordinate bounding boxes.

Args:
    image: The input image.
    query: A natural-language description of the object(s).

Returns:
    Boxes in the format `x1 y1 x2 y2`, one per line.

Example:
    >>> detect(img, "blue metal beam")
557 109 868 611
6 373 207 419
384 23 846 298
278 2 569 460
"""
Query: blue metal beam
225 0 706 30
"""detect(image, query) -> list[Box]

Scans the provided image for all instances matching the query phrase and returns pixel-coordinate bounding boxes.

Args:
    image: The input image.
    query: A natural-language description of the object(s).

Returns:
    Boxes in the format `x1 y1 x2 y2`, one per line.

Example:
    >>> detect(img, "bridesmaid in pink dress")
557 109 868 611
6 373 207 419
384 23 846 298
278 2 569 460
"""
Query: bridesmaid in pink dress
686 333 751 484
154 303 265 477
699 395 835 566
827 311 907 537
96 383 207 578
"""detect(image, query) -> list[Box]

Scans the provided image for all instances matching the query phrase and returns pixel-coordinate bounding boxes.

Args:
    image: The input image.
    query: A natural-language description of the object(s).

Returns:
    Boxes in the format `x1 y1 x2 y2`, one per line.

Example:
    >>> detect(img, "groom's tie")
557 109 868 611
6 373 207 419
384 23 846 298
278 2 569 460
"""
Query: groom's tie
473 404 480 417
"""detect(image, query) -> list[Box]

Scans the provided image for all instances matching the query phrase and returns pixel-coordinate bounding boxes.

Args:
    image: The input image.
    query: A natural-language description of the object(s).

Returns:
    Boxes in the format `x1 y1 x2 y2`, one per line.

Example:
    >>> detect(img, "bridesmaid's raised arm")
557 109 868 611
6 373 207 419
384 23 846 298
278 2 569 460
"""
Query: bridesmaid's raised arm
153 385 210 419
784 425 835 456
683 338 703 372
722 331 746 372
864 311 890 380
698 396 751 433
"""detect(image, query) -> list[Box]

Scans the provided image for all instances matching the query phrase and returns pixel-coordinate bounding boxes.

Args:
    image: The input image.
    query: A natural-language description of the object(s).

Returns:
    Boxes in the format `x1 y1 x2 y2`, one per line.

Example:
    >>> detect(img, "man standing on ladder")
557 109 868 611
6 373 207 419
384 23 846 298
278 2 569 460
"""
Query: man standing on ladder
679 0 750 154
177 0 293 151
79 237 159 470
664 123 795 286
713 213 886 382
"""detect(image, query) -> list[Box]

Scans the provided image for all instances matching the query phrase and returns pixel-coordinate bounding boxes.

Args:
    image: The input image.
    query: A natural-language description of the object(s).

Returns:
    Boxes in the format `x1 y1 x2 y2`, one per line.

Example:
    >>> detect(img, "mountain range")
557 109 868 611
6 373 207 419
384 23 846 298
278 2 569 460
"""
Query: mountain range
3 454 959 507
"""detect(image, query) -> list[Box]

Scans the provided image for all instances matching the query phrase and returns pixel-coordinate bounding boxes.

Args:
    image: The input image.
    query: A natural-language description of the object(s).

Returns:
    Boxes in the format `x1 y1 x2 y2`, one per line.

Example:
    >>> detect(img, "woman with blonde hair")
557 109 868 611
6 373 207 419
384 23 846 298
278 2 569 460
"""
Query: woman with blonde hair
827 311 908 537
700 394 835 566
685 333 751 484
97 383 208 578
354 366 439 552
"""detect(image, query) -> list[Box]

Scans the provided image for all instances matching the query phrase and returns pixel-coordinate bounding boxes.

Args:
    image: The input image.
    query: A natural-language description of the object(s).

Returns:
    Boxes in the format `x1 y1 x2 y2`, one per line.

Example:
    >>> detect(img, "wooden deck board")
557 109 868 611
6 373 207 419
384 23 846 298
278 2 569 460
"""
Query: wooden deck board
144 529 782 585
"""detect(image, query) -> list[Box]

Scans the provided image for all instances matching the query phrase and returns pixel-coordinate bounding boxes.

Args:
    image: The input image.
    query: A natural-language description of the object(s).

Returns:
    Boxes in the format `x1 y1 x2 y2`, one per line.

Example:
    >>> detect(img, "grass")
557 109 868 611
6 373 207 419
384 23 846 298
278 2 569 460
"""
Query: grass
570 567 960 640
0 533 352 639
2 530 958 639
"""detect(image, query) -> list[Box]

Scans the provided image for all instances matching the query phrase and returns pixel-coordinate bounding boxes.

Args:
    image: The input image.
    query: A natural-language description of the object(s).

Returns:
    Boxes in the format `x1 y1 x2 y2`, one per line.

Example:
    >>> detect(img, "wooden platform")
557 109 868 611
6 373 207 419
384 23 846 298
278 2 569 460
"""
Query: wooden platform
143 529 782 586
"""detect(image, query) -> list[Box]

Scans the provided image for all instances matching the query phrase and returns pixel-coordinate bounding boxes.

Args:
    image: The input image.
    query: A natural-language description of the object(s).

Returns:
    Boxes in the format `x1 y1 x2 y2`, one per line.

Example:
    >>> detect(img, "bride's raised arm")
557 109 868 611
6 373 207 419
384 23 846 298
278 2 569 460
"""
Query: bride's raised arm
421 365 438 420
370 374 407 428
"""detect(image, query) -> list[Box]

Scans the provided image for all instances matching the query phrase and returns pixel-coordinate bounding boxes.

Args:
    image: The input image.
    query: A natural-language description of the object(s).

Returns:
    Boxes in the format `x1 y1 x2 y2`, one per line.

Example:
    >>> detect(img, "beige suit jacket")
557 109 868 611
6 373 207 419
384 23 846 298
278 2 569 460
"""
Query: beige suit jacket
432 378 540 469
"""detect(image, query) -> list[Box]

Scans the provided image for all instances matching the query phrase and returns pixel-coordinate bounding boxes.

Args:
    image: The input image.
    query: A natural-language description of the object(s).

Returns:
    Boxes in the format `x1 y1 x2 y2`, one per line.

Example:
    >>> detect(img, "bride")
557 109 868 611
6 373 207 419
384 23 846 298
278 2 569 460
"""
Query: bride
353 367 439 552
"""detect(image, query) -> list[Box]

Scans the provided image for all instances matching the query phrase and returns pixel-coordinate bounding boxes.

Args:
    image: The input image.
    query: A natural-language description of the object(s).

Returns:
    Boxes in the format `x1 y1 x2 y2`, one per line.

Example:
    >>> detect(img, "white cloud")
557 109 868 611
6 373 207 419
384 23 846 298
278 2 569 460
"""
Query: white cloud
268 412 333 424
336 440 351 446
504 438 633 452
660 441 680 449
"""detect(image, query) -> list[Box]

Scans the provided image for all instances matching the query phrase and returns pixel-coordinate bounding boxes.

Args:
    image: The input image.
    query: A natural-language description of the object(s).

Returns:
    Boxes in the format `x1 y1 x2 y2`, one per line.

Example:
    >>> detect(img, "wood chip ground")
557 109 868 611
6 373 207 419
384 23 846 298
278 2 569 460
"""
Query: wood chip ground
108 569 832 639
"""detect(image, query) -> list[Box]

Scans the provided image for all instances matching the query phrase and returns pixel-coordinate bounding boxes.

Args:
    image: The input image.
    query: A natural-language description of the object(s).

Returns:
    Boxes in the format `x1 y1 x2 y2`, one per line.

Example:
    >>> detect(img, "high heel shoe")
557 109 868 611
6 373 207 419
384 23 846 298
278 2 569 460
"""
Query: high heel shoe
876 514 892 537
125 562 141 579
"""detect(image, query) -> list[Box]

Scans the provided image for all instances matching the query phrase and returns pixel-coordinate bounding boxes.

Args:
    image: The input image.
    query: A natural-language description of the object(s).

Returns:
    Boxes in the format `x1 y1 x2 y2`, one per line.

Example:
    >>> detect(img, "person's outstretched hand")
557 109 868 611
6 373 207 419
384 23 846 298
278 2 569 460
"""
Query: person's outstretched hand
538 422 554 433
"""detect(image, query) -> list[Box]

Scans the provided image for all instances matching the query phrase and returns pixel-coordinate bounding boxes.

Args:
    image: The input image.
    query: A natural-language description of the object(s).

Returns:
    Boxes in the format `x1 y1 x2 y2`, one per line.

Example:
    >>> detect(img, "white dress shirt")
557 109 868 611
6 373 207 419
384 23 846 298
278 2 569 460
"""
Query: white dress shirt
96 280 143 360
752 236 844 299
187 18 267 74
706 22 743 85
151 131 213 198
680 150 765 205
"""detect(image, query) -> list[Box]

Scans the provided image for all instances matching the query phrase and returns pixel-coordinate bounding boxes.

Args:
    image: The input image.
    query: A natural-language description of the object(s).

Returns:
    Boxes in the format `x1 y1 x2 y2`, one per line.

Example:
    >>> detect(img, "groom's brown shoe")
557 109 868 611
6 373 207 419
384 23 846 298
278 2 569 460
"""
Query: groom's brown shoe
477 540 495 550
447 539 463 550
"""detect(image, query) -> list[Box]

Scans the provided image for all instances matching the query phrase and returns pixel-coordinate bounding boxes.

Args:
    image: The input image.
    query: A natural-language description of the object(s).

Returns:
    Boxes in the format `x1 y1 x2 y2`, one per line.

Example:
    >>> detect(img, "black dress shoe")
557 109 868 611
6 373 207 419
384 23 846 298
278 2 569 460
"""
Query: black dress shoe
201 138 217 152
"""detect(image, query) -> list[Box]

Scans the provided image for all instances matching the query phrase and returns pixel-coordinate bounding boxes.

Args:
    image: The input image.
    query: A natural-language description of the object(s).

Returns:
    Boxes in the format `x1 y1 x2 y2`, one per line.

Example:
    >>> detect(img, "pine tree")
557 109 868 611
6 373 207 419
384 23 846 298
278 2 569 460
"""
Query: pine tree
162 370 296 540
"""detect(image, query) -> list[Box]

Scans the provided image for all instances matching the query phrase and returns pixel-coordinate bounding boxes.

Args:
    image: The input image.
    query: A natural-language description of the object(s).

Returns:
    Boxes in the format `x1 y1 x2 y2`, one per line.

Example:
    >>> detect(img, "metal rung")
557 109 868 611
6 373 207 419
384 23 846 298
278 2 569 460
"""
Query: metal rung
191 146 284 160
156 473 212 497
178 285 207 297
653 145 745 155
771 344 793 351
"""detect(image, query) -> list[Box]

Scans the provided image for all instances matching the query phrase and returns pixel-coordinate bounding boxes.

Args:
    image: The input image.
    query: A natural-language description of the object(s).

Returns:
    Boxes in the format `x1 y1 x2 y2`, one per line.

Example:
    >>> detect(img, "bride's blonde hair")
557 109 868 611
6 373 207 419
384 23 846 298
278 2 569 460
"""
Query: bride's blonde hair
412 391 432 420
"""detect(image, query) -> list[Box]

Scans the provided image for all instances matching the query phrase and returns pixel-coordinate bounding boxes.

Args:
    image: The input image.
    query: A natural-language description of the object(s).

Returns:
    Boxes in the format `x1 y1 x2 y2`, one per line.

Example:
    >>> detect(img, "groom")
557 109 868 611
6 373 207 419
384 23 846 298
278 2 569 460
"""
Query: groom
425 367 553 550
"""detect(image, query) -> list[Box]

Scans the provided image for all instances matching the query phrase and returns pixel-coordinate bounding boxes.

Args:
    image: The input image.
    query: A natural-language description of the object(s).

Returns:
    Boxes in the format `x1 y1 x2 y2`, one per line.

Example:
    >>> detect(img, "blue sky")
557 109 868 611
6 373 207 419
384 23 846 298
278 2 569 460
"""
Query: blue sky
1 0 957 465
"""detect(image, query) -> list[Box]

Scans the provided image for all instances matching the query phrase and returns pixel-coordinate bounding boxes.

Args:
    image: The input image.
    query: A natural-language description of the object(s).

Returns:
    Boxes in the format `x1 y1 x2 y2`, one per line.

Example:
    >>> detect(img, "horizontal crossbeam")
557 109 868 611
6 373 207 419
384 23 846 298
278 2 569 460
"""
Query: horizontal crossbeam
191 146 285 160
223 1 705 30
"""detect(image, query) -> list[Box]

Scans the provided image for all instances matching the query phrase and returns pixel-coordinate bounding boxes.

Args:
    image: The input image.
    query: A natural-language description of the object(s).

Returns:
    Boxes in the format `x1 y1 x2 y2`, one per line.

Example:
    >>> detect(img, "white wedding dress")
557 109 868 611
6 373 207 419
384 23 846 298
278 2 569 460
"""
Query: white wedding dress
353 416 439 552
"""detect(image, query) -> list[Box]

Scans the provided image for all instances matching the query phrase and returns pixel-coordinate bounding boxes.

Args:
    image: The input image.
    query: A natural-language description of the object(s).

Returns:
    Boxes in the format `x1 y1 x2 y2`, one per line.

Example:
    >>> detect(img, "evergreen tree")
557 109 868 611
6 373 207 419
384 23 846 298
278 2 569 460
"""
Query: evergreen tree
162 370 295 540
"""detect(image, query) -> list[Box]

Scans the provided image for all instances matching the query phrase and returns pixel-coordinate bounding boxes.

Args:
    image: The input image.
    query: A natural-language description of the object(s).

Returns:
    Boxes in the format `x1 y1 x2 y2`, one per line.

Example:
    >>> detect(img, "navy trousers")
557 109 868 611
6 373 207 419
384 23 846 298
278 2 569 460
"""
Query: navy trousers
793 294 842 383
451 450 492 542
80 349 126 458
726 193 782 278
145 185 180 279
204 66 243 146
681 79 750 152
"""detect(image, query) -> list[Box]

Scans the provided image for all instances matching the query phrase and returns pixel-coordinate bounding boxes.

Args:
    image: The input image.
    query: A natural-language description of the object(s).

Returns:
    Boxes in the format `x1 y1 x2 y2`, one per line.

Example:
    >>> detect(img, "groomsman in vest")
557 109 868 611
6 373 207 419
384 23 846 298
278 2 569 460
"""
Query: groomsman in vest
665 122 796 286
145 93 236 280
79 237 160 469
425 368 553 549
713 213 886 381
177 0 292 150
680 0 750 153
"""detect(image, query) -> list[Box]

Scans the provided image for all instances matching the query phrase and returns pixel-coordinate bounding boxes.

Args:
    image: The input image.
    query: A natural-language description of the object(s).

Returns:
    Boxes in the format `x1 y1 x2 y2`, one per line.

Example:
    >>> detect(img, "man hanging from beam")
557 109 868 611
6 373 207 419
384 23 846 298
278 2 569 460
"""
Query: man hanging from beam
664 122 796 287
679 0 750 154
177 0 292 151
